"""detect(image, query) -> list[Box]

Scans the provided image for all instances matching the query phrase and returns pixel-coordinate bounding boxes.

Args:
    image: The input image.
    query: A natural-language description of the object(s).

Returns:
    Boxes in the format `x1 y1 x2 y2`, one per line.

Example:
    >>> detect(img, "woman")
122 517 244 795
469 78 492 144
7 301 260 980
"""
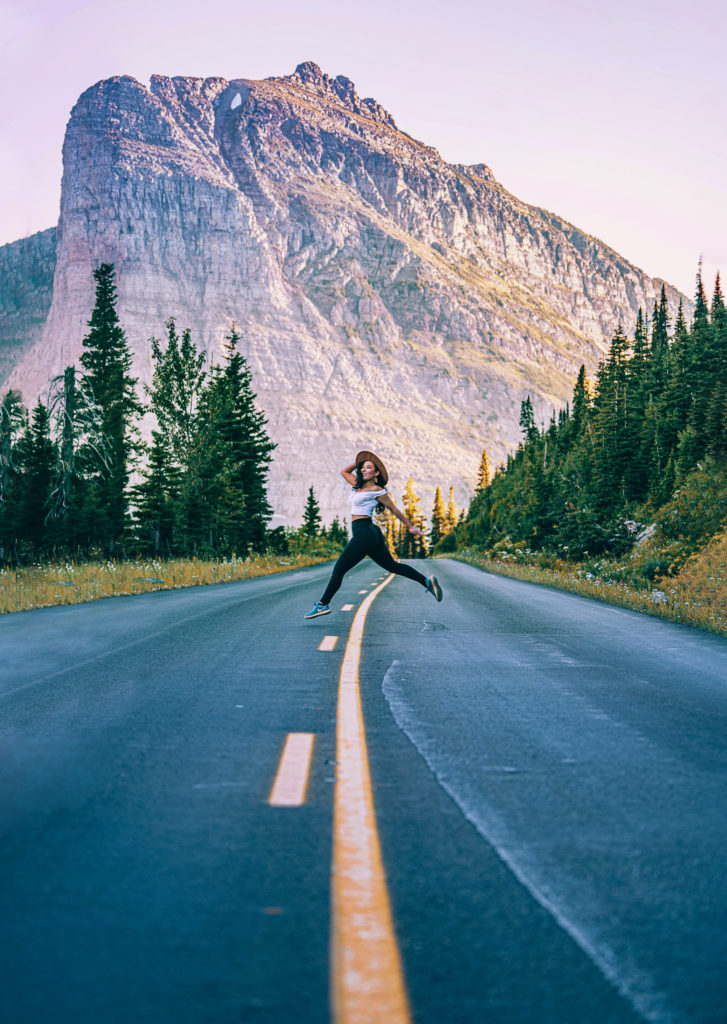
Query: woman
304 450 443 618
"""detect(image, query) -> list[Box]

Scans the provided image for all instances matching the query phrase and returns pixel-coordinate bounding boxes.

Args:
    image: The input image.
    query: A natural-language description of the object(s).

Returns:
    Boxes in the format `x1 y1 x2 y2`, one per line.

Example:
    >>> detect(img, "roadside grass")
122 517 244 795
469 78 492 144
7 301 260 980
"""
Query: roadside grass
446 542 727 638
657 529 727 636
0 551 335 615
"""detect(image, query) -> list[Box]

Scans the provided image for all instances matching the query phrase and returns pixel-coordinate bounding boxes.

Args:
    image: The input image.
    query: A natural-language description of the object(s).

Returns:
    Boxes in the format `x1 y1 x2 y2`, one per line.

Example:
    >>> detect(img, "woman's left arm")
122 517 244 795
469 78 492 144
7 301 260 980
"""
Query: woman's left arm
379 493 423 536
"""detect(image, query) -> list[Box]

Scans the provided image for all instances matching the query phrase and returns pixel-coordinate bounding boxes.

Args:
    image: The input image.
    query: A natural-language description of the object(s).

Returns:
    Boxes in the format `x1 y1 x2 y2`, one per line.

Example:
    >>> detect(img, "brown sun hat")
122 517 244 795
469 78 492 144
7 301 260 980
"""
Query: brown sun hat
356 450 388 486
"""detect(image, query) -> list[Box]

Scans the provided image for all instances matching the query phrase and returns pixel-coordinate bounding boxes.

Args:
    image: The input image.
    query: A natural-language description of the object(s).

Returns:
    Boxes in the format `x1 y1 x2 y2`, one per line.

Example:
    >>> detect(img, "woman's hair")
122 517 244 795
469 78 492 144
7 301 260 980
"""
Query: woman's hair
353 463 386 513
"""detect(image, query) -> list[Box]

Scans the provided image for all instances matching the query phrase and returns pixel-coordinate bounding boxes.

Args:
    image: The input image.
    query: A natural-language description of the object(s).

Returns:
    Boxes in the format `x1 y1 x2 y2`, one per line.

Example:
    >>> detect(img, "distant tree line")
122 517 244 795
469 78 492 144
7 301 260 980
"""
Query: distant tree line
458 269 727 558
0 264 283 564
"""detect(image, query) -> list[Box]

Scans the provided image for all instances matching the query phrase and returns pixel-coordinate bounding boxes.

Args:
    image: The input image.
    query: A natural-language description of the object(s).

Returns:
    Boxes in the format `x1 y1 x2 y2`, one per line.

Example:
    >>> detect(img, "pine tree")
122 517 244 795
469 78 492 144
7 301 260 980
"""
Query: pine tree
650 285 670 396
399 477 427 557
429 485 448 546
223 329 276 553
132 429 180 556
665 300 691 452
302 486 322 537
570 366 590 437
46 364 112 552
629 308 650 409
414 510 428 557
147 319 206 470
0 390 24 512
475 448 491 491
706 274 727 453
519 396 538 443
591 325 630 512
685 267 712 459
16 401 59 553
0 391 26 560
79 263 142 553
377 498 399 555
447 486 458 533
182 327 275 556
135 320 207 553
625 309 651 500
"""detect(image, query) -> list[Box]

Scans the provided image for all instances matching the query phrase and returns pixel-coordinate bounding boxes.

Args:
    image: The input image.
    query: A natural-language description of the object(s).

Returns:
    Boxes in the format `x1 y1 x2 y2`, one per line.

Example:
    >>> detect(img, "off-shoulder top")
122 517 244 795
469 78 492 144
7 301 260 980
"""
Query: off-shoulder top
350 487 387 517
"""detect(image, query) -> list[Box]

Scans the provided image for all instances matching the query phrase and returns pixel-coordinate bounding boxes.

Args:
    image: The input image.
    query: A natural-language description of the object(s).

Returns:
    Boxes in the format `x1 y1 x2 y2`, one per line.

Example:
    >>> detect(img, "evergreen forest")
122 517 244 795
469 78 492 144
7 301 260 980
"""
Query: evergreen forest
452 270 727 582
0 265 280 563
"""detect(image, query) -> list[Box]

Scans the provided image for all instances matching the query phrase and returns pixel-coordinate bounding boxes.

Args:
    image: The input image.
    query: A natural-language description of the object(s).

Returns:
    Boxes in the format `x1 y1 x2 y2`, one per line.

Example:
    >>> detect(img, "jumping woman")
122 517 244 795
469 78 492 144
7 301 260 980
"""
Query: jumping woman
304 450 443 618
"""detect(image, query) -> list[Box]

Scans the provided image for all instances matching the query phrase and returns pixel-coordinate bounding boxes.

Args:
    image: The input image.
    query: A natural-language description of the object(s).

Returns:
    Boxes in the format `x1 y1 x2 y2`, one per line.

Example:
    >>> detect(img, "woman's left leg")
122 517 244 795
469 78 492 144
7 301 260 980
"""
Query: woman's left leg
319 531 369 605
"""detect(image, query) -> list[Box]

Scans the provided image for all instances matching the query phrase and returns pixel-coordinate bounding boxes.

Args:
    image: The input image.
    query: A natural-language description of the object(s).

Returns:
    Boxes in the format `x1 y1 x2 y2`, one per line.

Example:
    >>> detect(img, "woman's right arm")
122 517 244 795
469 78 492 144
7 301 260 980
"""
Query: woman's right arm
340 462 357 486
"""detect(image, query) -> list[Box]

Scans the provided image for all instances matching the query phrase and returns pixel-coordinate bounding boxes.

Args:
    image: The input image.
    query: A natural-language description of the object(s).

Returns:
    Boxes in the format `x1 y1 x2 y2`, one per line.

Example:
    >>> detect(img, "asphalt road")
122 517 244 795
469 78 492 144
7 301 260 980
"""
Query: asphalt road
1 557 726 1024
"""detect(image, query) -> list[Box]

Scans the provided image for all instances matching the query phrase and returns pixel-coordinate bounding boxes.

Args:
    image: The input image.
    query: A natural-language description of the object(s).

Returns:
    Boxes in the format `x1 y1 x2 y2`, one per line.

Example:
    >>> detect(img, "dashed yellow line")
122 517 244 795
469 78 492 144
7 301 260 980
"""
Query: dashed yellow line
331 573 411 1024
268 733 316 807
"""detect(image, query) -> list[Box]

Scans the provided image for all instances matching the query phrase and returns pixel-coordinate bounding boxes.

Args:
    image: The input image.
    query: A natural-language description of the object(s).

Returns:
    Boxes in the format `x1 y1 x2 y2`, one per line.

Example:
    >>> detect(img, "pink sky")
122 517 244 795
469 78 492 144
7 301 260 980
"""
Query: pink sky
1 0 724 299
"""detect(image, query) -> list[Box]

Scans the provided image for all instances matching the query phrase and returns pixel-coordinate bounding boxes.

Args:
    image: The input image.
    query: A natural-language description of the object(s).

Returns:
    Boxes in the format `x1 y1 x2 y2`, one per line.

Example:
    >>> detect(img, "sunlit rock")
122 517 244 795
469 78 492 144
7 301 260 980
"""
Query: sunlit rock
0 64 689 523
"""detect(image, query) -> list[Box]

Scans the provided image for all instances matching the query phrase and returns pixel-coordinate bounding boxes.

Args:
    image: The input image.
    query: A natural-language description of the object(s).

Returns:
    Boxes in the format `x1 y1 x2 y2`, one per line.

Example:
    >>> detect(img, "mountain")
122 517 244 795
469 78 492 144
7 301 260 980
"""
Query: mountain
0 61 687 523
0 229 56 384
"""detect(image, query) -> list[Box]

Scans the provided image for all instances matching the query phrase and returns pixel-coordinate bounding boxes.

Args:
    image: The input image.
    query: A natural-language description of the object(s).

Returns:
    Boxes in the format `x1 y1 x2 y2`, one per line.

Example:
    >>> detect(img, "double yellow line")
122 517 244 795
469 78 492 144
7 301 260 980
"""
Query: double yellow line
331 575 411 1024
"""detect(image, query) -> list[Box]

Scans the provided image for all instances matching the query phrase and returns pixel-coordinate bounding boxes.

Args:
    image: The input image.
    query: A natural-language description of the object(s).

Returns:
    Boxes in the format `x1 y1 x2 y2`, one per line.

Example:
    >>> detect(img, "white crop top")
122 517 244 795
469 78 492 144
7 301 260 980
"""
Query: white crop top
350 487 387 517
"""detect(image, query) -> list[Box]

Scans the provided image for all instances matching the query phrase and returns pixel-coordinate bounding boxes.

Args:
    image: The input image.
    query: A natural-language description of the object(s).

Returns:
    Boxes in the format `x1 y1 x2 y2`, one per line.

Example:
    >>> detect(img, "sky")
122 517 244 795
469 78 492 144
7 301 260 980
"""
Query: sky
1 0 725 300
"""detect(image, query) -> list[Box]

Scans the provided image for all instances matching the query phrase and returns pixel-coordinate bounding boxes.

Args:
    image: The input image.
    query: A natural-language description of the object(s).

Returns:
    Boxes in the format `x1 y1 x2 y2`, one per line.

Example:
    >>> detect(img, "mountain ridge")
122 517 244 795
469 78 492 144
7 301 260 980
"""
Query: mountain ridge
0 62 690 523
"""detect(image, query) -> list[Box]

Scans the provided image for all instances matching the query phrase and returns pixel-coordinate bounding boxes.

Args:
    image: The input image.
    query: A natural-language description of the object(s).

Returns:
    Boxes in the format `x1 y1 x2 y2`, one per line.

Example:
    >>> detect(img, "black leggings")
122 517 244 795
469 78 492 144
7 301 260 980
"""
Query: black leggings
320 518 428 605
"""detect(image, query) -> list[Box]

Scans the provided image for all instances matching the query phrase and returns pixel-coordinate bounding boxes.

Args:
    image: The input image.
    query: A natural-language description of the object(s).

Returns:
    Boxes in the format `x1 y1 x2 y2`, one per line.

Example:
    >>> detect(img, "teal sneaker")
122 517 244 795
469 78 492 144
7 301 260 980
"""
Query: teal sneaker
304 601 331 619
425 576 443 602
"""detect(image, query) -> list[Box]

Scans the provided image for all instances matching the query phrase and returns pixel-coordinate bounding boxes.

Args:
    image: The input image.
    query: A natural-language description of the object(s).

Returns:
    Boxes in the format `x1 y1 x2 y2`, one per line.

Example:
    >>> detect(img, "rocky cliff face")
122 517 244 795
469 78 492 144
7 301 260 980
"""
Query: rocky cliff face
0 228 56 384
0 62 687 523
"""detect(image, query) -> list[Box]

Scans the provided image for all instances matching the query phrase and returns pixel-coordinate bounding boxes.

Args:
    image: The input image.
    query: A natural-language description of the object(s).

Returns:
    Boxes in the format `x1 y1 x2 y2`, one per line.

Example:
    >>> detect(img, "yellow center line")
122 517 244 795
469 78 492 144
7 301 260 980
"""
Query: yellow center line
319 635 339 651
331 573 411 1024
268 733 315 807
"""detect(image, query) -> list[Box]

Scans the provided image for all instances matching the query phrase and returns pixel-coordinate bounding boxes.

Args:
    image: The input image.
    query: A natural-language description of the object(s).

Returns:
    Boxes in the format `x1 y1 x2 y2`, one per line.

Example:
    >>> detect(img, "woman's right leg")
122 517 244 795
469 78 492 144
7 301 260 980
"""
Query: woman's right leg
368 530 428 586
319 529 368 605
